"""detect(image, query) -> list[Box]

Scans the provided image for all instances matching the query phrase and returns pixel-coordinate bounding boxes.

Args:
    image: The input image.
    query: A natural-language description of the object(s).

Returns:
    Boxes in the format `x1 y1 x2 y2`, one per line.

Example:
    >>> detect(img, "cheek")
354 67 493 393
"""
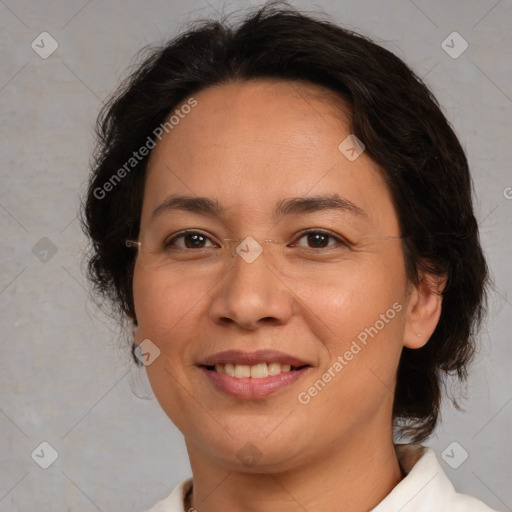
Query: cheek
132 266 208 429
297 289 405 434
303 256 406 337
132 265 214 338
307 254 407 384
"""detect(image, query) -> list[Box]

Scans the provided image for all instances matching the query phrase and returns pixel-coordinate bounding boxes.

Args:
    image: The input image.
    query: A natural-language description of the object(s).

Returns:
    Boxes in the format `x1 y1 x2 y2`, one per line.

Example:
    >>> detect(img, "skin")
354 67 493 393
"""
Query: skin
132 79 444 512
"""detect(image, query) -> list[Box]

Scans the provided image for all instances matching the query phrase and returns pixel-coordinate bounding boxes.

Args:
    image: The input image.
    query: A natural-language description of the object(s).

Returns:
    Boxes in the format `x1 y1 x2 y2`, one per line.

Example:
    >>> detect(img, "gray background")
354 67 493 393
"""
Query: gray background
0 0 511 510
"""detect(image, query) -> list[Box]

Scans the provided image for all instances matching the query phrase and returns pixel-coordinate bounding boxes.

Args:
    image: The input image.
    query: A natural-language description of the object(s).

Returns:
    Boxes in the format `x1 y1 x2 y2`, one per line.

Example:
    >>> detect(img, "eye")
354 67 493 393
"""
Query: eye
292 229 349 250
164 230 218 250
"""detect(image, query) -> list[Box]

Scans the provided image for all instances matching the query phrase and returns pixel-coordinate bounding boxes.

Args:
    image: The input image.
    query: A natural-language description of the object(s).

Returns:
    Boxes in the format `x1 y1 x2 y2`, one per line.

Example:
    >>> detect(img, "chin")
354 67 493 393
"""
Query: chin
184 419 317 472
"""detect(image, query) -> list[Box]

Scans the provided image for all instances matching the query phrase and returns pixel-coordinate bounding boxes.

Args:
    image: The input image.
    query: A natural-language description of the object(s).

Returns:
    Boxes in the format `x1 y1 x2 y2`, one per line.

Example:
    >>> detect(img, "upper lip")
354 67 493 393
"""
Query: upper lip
199 350 311 367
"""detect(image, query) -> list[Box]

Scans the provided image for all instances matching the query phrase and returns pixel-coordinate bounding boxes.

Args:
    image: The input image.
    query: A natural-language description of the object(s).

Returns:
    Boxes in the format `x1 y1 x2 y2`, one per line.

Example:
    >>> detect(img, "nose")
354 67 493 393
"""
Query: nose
208 244 294 330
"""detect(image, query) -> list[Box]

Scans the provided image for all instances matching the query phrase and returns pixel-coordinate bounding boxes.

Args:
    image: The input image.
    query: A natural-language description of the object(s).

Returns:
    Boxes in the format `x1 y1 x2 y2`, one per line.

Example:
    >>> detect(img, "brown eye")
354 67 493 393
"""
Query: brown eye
306 232 329 248
164 231 216 249
293 230 348 249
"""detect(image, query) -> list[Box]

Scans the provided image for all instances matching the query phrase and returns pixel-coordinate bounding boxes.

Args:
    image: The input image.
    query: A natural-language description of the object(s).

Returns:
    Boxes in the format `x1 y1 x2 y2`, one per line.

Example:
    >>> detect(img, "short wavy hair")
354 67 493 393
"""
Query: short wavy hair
81 2 489 442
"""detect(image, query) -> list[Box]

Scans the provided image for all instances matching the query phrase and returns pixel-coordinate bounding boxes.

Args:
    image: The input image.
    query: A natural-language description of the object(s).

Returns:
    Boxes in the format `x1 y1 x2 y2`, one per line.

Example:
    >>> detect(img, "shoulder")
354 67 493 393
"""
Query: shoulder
371 444 498 511
144 477 193 512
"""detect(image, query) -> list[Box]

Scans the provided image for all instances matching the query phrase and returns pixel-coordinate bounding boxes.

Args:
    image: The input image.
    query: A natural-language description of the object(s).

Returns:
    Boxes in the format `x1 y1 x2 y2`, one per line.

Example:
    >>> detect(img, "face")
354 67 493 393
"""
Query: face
132 79 413 472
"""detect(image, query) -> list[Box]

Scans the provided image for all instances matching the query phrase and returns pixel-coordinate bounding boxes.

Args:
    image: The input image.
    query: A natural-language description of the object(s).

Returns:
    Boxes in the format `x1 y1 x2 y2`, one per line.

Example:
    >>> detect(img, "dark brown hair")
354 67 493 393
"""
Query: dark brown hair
81 1 488 442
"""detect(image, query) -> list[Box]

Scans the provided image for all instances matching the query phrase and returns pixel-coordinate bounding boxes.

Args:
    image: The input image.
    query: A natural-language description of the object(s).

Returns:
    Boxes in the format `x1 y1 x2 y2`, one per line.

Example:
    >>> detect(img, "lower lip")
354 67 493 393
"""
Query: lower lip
200 366 311 399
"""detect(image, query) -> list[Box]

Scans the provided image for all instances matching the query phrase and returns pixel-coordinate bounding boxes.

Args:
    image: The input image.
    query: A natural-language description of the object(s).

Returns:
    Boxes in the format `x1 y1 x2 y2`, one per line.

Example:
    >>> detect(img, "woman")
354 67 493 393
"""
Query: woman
82 3 496 511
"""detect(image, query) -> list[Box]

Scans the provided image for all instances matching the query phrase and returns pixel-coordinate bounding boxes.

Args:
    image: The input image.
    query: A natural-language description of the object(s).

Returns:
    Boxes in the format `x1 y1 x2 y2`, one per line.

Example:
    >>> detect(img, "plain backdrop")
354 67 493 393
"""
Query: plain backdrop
1 0 511 511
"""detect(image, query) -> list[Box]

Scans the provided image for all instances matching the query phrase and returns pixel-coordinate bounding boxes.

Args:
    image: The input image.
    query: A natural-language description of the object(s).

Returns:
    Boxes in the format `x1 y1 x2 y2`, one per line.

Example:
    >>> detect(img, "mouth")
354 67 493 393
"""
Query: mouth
198 350 312 399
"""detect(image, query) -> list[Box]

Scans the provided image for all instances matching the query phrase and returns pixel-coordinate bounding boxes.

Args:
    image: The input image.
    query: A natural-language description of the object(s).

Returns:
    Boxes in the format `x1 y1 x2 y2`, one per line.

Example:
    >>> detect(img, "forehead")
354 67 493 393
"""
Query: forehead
147 79 353 179
142 79 399 233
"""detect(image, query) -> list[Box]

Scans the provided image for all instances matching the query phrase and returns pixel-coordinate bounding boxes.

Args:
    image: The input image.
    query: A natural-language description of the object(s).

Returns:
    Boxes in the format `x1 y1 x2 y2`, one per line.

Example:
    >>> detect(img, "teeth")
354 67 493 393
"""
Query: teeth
250 363 268 379
234 364 251 378
213 362 293 378
268 362 281 375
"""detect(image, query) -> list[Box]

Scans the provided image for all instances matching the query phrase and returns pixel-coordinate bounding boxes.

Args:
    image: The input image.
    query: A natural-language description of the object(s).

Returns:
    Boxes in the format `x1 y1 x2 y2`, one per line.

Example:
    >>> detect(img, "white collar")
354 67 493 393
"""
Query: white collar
372 444 495 511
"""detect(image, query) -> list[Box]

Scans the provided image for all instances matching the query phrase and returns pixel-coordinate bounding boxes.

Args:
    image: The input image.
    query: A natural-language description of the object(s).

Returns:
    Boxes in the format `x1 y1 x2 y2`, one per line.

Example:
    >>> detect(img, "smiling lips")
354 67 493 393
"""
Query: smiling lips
199 349 312 399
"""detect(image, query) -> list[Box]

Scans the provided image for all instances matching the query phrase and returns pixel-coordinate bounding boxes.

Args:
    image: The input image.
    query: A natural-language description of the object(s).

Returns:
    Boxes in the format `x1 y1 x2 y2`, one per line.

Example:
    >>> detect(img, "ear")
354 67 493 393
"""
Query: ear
403 273 446 349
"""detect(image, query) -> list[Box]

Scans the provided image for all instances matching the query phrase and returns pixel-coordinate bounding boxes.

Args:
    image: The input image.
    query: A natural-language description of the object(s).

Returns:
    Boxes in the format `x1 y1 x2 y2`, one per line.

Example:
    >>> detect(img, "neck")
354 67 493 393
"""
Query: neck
184 423 403 512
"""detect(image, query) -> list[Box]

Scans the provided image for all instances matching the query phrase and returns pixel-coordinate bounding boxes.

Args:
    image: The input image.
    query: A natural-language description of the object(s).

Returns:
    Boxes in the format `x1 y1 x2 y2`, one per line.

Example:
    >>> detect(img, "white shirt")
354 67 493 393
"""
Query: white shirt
145 444 497 511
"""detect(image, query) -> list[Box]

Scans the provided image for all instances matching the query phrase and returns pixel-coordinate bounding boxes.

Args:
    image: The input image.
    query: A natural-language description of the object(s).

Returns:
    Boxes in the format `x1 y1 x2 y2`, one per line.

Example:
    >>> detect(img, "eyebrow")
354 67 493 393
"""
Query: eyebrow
275 195 367 220
151 193 367 221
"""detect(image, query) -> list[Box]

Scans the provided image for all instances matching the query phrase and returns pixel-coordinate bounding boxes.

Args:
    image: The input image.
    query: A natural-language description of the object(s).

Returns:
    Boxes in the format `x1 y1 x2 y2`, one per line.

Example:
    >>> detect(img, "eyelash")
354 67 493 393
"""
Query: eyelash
163 229 350 251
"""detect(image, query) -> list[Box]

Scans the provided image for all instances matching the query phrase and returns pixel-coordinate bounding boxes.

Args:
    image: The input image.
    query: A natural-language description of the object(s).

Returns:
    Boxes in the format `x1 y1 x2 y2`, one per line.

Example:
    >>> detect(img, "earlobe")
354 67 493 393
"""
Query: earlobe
403 273 446 349
133 324 141 346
